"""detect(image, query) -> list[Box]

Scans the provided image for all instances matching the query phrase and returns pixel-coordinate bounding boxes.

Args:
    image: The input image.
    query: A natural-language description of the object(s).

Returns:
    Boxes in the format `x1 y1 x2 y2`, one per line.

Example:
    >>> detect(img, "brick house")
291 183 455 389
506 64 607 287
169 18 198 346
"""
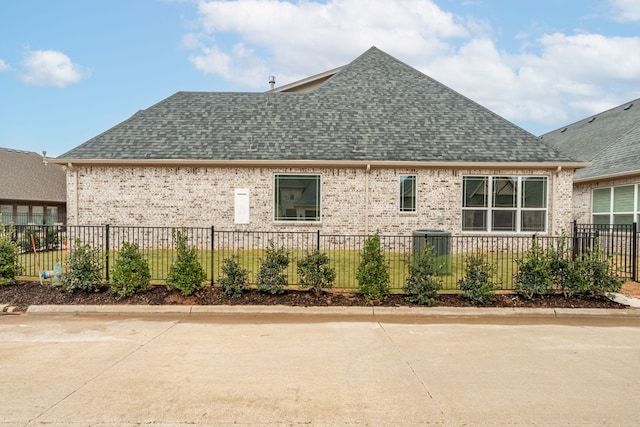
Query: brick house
542 99 640 226
1 147 66 225
54 47 586 236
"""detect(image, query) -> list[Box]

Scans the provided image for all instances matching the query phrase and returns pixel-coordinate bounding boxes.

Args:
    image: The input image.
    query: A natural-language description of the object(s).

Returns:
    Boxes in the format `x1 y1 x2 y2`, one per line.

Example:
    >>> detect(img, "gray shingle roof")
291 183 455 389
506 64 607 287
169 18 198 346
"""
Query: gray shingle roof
0 148 66 202
58 47 575 164
541 99 640 181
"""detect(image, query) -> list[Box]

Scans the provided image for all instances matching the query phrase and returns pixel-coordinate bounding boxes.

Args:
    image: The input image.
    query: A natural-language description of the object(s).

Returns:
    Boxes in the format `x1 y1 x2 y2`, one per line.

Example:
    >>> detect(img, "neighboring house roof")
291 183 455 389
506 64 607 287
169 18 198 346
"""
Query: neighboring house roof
57 47 580 167
541 99 640 182
0 147 66 203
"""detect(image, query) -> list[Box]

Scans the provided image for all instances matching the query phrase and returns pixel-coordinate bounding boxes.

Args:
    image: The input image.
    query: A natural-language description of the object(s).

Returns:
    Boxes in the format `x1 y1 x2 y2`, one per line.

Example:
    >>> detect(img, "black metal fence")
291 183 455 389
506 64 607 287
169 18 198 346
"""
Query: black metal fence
6 222 638 291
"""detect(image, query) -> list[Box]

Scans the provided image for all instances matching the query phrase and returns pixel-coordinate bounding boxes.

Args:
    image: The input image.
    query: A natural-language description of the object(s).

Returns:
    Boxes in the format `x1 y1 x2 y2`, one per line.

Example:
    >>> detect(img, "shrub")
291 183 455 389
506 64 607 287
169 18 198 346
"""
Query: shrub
0 225 23 285
356 231 390 302
218 255 249 297
514 238 555 299
18 226 40 253
457 255 497 305
564 242 623 298
62 239 103 293
42 226 60 251
256 240 289 294
166 230 207 296
110 242 151 300
403 241 442 306
297 250 336 294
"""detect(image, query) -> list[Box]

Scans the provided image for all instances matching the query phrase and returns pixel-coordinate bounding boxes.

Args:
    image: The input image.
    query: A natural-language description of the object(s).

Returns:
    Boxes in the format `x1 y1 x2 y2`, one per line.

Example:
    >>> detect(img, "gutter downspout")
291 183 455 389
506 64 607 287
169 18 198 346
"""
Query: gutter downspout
67 163 79 226
551 165 562 233
365 164 371 234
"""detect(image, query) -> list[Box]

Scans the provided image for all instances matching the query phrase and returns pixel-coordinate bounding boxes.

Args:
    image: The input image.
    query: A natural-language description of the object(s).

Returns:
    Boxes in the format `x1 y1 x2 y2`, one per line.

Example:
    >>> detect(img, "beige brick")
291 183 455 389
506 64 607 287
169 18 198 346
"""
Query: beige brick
66 165 575 235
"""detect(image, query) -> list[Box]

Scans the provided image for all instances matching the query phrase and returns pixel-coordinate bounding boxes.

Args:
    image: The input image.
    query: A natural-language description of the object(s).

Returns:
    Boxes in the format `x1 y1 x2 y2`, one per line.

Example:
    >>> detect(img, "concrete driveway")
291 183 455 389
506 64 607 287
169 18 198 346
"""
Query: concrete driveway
1 310 639 426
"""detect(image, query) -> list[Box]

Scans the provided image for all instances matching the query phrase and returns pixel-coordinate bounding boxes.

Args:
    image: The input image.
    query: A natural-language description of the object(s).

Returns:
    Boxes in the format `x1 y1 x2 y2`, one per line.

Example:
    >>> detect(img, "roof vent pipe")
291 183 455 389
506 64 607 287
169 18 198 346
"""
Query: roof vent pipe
268 76 276 90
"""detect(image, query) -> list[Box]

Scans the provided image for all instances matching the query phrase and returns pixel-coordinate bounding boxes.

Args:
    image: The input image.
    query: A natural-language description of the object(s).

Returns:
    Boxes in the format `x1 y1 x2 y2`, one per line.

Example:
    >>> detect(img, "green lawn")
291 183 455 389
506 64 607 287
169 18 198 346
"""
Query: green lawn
18 247 521 291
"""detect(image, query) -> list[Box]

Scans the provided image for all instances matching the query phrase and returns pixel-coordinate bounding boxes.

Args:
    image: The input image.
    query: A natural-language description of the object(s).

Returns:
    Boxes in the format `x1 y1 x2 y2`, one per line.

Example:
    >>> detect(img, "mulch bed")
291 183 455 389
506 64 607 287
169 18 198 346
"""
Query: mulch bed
0 281 627 313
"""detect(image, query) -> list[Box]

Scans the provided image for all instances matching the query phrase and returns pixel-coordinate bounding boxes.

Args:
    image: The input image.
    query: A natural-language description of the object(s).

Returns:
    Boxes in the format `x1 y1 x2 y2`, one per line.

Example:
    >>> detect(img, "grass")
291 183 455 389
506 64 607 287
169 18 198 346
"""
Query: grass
17 247 525 291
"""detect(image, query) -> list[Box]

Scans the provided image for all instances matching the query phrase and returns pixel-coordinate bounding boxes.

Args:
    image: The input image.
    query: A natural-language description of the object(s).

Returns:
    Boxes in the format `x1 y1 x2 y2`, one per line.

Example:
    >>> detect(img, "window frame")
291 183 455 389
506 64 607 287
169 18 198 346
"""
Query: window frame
591 184 639 225
273 174 321 222
462 175 548 233
399 174 417 213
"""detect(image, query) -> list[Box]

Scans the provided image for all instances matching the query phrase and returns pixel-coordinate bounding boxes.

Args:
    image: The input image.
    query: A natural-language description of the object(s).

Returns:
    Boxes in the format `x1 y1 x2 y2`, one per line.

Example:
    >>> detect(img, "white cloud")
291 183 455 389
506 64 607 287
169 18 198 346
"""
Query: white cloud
609 0 640 22
0 59 9 71
20 50 89 87
189 0 469 87
186 0 640 133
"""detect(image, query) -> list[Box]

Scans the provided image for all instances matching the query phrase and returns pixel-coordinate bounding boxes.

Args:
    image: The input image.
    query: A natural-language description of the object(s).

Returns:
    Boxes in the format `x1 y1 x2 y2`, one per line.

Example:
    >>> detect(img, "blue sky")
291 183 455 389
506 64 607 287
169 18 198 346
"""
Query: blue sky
1 0 639 157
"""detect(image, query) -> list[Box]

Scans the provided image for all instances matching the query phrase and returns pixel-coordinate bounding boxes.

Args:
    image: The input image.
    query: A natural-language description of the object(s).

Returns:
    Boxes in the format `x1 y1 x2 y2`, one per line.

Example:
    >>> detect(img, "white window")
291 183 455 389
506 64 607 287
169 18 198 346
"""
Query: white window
274 175 321 222
592 185 638 225
46 206 58 224
32 206 44 224
462 176 547 232
1 205 12 225
400 175 416 213
17 205 28 225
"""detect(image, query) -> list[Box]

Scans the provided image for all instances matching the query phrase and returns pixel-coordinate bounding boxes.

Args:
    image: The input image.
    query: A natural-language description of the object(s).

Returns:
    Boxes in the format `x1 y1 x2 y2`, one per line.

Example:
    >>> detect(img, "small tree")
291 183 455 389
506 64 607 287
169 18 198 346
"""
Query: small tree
0 225 23 285
356 231 390 302
458 255 497 305
297 250 336 294
514 238 555 299
166 230 207 296
110 242 151 300
403 242 442 306
218 255 249 297
62 239 103 293
564 242 623 298
256 240 289 294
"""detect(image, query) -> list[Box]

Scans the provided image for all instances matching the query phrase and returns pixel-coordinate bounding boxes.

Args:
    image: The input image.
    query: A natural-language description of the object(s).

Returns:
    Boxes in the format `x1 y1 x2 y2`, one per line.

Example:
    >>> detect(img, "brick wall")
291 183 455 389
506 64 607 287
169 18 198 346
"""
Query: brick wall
66 165 575 235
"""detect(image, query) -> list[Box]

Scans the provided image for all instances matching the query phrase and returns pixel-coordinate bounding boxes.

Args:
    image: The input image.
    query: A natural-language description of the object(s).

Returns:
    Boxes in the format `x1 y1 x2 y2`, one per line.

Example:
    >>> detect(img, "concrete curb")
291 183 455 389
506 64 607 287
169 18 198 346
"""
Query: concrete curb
22 304 640 318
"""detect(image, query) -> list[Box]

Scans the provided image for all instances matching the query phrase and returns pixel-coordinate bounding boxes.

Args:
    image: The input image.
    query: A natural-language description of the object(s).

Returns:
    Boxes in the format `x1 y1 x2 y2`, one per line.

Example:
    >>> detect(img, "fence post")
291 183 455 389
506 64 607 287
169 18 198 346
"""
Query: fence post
572 220 578 259
317 230 320 251
105 224 110 281
211 225 215 288
633 222 638 282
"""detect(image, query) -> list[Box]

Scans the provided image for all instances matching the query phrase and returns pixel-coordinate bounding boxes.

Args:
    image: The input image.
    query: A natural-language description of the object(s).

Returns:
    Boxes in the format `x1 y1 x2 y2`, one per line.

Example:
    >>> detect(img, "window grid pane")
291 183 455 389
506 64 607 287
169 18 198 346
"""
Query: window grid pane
522 177 547 208
592 188 611 213
492 177 517 208
400 175 416 212
463 177 487 207
274 175 321 222
613 186 634 212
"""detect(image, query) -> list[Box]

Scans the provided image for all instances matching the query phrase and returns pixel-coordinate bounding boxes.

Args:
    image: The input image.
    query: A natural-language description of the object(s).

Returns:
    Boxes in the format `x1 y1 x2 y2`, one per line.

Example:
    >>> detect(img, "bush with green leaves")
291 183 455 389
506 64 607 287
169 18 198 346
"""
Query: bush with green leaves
166 230 207 296
297 250 336 294
18 226 39 253
62 239 103 293
256 240 289 294
42 226 60 251
403 242 442 306
564 243 623 298
110 242 151 300
0 225 23 285
356 231 390 302
514 238 556 299
457 255 497 305
218 255 249 297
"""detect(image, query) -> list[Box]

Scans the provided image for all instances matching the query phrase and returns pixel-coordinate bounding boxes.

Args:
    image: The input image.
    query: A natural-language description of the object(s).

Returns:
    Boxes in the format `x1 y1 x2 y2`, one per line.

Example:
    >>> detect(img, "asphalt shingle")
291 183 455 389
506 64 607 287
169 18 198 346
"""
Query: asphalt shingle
59 47 575 164
541 99 640 180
